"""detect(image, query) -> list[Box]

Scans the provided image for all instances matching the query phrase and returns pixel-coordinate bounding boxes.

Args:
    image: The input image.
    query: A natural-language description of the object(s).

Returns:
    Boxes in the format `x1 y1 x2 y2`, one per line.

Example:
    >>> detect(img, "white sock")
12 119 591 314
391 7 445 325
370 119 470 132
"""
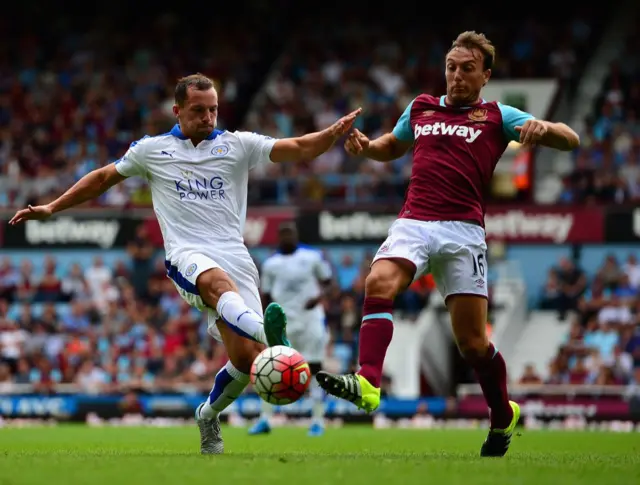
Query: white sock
216 291 268 345
310 378 325 425
199 361 250 419
259 400 274 422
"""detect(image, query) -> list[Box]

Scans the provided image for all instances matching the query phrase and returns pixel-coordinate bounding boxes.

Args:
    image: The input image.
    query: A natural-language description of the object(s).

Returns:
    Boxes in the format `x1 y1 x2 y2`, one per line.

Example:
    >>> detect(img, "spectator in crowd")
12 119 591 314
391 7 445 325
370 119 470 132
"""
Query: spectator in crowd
126 225 156 298
545 252 639 386
539 269 562 310
561 24 640 203
518 364 543 384
552 257 588 320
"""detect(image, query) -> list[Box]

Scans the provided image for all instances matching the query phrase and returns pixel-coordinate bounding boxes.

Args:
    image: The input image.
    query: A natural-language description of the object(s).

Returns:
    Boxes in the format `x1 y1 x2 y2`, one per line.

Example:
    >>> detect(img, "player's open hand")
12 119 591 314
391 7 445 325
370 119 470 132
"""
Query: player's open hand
327 108 362 140
515 119 548 146
344 129 370 156
9 204 53 225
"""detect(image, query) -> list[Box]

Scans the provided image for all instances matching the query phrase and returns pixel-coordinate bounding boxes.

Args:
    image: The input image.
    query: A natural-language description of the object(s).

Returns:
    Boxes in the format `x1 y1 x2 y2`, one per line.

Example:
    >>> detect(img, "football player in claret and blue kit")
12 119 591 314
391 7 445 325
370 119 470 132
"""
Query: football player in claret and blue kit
316 31 580 457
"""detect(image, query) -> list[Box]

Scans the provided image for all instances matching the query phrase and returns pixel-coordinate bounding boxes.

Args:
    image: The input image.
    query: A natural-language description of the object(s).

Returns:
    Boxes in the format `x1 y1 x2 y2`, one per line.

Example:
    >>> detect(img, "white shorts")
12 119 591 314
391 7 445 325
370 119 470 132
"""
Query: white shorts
287 323 328 365
372 219 488 300
165 248 263 342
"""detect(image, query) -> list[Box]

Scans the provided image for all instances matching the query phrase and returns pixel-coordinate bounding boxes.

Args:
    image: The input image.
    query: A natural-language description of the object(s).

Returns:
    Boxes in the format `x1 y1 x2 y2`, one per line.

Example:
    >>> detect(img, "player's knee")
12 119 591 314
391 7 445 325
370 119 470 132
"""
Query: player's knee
365 272 399 299
365 261 411 299
196 268 238 308
456 335 491 363
447 294 490 362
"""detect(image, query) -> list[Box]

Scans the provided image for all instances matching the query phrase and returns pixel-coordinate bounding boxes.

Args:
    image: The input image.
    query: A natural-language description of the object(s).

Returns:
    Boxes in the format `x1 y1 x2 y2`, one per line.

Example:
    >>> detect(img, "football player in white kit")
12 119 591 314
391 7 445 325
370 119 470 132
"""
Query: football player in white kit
9 73 361 454
249 223 332 437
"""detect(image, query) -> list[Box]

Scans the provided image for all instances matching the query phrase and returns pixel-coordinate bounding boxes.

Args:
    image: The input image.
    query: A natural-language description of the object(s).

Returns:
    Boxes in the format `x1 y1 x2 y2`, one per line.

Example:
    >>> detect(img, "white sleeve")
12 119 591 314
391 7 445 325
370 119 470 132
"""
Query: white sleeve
236 131 278 171
113 137 149 178
261 260 275 293
313 253 333 281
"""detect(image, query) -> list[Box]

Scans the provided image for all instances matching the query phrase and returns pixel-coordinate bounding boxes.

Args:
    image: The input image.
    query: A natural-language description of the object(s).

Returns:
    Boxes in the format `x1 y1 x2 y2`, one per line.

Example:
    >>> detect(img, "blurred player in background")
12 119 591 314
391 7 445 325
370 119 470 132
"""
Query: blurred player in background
317 32 580 457
249 223 333 437
10 73 361 454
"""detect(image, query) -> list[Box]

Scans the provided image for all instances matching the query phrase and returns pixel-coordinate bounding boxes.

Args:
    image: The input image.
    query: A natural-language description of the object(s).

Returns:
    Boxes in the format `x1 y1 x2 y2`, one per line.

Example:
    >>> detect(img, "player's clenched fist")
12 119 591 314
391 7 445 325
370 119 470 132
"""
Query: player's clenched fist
515 119 548 146
344 129 370 156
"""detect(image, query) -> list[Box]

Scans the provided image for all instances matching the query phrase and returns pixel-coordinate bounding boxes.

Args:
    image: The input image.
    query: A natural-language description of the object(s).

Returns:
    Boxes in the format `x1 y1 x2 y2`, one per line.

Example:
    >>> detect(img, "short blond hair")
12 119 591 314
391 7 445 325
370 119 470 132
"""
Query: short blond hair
448 31 495 70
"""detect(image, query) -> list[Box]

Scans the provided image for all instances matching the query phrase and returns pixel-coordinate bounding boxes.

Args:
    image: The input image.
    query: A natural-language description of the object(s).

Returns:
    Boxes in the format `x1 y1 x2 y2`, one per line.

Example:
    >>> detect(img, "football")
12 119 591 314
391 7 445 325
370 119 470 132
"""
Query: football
250 346 311 405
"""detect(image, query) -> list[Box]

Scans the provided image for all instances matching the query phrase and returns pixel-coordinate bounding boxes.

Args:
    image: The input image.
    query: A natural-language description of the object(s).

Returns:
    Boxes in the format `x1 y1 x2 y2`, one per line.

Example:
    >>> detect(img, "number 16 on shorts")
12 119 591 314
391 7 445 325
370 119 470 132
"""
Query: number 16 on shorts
471 252 486 289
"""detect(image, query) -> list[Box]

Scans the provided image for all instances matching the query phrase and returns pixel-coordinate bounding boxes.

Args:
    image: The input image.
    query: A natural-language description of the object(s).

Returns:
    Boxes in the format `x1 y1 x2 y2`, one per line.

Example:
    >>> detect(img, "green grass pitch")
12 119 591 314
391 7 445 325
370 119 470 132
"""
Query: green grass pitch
0 425 638 485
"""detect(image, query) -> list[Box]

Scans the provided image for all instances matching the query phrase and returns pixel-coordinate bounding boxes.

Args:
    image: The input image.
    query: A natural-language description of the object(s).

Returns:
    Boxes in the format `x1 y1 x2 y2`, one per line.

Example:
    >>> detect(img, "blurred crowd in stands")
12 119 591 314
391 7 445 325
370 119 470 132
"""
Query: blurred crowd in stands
560 25 640 203
244 11 602 206
0 7 607 208
0 5 284 209
0 235 432 393
532 252 640 387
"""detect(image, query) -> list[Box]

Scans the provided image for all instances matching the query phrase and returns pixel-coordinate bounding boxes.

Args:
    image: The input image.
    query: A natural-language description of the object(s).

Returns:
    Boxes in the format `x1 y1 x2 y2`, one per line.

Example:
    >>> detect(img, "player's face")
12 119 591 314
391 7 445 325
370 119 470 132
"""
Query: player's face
445 47 491 105
174 87 218 140
278 228 298 252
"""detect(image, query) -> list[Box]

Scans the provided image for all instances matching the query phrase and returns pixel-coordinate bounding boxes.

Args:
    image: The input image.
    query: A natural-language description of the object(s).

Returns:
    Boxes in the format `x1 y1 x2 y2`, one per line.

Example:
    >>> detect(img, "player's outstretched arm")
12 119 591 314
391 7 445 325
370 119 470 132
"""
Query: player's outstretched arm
345 130 413 162
500 103 579 151
269 109 362 163
9 164 126 225
515 120 580 151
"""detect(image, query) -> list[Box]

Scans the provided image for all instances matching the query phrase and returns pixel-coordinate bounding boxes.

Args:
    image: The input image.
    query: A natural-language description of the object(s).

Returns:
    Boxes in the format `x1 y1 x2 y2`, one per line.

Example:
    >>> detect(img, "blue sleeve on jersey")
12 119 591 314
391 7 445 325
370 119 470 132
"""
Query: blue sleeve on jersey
498 102 535 142
391 99 415 142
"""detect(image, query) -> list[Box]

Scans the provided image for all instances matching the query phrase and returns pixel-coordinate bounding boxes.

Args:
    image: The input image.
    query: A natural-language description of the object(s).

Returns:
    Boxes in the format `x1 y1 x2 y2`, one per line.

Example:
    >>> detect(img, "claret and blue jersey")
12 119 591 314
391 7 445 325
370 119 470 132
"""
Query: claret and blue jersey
392 95 535 144
390 94 535 226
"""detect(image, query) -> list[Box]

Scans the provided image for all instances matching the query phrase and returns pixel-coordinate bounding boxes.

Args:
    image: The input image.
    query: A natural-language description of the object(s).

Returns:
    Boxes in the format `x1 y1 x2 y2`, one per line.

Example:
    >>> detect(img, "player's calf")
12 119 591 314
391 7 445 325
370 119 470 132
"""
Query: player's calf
195 359 252 455
448 294 513 430
199 359 252 420
199 323 263 422
318 260 411 410
216 322 265 373
196 268 269 345
196 325 263 454
356 259 412 388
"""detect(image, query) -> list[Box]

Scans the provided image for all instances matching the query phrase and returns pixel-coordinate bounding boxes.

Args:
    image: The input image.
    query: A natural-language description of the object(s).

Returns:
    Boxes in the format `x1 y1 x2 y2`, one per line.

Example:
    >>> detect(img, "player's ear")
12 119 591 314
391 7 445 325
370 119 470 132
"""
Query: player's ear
172 104 180 119
483 69 491 87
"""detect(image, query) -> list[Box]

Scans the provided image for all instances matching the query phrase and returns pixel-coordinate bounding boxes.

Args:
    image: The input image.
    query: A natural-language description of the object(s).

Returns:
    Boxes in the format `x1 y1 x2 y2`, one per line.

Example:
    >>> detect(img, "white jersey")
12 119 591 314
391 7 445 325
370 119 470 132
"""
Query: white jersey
261 247 332 333
114 125 276 261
